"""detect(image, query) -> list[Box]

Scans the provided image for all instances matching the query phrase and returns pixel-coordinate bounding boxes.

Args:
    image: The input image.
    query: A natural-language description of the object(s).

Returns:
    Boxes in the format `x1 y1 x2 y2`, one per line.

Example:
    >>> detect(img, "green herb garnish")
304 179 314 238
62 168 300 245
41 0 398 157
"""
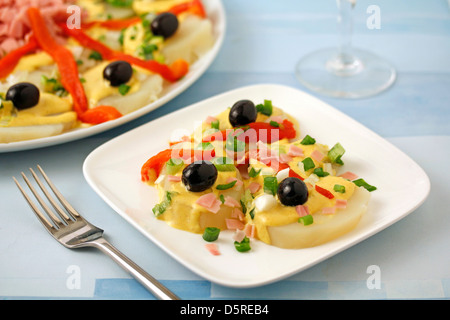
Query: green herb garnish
216 180 237 190
263 176 278 196
255 99 273 116
353 178 377 192
165 158 184 175
248 167 261 178
313 167 329 177
301 157 315 171
234 236 251 252
328 143 345 165
88 51 103 61
118 84 131 95
202 227 220 242
298 214 313 226
300 135 316 145
333 184 346 193
152 191 177 217
212 157 235 172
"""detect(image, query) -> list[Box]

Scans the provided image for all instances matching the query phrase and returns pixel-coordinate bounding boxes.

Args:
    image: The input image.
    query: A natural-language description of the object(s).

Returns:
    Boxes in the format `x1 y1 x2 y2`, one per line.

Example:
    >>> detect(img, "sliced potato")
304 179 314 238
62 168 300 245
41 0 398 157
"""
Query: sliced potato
161 15 214 64
267 187 371 249
98 74 163 115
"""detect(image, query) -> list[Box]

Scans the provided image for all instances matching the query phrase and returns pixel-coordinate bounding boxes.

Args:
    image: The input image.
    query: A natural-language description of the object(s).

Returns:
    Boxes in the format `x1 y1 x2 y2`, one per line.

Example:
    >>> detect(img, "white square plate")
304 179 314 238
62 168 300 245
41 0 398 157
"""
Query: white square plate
83 84 430 288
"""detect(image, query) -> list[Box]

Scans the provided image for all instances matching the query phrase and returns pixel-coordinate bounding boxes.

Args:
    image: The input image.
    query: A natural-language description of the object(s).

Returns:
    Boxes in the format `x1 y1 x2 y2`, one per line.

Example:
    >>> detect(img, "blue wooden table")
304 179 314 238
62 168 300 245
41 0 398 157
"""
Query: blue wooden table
1 0 449 300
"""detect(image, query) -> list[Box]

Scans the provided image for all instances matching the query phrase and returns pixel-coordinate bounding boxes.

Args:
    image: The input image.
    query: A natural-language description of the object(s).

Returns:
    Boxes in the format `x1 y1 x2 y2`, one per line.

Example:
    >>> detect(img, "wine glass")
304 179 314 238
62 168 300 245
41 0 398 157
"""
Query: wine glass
295 0 396 98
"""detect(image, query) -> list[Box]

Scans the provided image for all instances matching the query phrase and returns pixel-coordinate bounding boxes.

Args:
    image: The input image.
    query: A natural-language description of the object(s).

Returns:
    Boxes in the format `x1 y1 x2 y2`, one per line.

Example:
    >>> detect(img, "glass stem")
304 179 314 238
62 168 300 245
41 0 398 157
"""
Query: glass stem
337 0 355 64
327 0 362 75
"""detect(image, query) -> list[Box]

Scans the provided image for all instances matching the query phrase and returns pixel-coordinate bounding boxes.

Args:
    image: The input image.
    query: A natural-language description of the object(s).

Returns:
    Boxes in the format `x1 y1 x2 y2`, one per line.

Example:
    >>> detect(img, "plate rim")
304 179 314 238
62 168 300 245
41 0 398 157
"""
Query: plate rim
0 0 226 153
83 83 431 288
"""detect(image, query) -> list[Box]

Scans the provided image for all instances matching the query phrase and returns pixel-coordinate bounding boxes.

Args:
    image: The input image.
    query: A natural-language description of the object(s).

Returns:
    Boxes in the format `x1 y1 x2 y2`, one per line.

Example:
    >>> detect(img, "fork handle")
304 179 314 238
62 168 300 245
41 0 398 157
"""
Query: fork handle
91 237 180 300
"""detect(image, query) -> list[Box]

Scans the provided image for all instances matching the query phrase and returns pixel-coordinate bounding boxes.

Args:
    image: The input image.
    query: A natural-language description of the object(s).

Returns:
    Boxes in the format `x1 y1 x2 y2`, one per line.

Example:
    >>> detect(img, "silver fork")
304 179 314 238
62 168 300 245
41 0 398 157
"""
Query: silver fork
13 165 179 300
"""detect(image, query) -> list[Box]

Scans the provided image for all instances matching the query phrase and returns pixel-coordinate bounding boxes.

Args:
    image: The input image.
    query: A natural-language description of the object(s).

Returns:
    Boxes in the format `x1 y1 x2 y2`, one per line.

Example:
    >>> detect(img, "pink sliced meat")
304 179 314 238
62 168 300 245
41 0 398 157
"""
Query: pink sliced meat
338 171 359 181
205 243 220 256
196 192 222 213
0 0 77 58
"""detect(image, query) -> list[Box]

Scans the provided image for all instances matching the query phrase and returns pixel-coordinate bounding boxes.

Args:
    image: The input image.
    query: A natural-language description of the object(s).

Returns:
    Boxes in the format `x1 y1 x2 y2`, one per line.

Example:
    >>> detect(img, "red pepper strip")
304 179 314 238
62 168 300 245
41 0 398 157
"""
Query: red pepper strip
59 25 189 82
315 185 334 199
141 148 216 183
80 105 122 124
81 0 206 30
167 0 206 18
82 16 142 30
289 168 304 180
0 36 38 79
27 7 88 117
202 120 297 144
141 149 173 183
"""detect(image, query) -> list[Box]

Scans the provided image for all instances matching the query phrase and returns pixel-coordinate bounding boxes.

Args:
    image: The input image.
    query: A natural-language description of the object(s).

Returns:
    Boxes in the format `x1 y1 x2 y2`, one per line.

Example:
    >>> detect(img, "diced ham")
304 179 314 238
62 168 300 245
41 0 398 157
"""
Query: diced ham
223 196 240 208
205 115 217 124
196 193 222 214
311 149 325 162
226 176 243 189
0 0 80 58
231 208 245 221
266 115 284 124
248 181 261 194
288 144 304 157
279 153 293 163
295 205 310 217
244 223 256 238
322 207 336 215
205 243 220 256
167 175 181 182
338 171 359 181
225 218 245 230
335 199 348 209
233 230 246 243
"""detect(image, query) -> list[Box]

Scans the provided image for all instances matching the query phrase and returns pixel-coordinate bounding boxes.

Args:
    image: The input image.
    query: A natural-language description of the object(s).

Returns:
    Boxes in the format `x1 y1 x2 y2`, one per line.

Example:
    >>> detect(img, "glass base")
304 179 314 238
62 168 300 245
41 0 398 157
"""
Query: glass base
295 47 396 99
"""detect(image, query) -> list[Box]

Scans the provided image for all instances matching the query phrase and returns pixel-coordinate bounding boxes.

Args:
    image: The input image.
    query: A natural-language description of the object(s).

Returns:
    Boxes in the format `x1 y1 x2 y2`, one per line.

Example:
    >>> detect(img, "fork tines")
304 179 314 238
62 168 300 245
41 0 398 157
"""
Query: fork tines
14 165 78 230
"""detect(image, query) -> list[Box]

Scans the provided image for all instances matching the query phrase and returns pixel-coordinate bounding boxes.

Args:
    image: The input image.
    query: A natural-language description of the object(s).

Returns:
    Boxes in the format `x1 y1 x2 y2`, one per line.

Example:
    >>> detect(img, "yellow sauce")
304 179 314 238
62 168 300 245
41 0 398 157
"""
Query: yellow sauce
1 93 77 127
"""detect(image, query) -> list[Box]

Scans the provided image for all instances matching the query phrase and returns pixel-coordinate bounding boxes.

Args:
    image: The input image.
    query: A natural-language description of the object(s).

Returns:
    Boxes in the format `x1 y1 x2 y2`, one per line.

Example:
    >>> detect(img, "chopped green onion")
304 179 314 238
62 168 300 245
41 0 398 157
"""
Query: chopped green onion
152 191 177 217
263 176 278 196
202 227 220 242
240 199 247 214
196 141 214 150
165 158 184 175
226 130 246 152
106 0 133 7
234 236 251 252
302 157 315 171
88 51 103 61
216 180 237 190
313 167 329 177
248 167 261 178
300 135 316 145
333 184 346 193
269 120 279 127
248 207 255 219
298 214 313 226
353 178 377 192
211 119 220 130
219 194 225 204
212 157 235 172
118 84 131 95
255 99 273 116
328 143 345 165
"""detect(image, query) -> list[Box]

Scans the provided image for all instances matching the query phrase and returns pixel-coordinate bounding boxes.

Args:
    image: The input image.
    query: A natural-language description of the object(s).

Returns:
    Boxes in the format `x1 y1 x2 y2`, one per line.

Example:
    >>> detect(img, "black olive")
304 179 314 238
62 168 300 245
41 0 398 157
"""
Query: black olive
151 12 179 38
182 161 218 192
228 99 257 127
277 177 308 206
103 60 133 87
6 82 40 110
